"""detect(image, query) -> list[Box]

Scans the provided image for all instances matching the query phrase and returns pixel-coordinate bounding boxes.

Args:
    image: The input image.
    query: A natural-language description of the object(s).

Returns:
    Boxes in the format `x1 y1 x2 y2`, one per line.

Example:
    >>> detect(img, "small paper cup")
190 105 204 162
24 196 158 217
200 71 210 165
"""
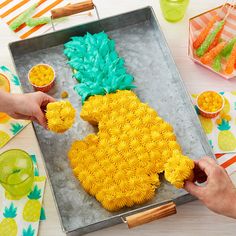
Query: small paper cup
196 91 225 118
28 64 55 93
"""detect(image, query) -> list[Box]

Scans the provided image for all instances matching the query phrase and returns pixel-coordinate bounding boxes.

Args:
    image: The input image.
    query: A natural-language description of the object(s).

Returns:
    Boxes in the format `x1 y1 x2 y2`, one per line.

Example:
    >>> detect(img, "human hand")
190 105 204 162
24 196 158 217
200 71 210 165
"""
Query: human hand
184 156 236 219
4 91 55 128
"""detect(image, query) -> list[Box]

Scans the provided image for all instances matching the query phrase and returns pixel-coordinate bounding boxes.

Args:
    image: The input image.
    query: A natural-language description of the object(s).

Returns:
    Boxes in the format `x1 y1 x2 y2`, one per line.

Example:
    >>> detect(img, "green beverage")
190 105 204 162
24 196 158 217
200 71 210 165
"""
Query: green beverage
0 149 34 197
160 0 189 22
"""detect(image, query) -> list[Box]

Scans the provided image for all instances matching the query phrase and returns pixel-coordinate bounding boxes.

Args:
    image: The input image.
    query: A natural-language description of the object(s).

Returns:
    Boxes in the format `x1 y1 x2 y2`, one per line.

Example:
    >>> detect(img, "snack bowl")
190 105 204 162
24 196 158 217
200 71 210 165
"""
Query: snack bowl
196 91 224 118
28 63 55 92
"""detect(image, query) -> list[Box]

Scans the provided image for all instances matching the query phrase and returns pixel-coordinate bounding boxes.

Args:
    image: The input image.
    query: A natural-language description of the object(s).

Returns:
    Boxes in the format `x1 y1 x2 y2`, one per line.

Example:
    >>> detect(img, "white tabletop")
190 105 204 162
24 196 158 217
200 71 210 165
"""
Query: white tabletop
0 0 236 235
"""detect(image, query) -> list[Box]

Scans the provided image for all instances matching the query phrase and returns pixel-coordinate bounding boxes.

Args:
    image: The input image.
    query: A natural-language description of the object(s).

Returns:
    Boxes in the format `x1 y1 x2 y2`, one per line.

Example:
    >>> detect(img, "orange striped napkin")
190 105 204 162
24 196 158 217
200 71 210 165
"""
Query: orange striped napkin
0 0 96 39
0 0 68 39
216 153 236 176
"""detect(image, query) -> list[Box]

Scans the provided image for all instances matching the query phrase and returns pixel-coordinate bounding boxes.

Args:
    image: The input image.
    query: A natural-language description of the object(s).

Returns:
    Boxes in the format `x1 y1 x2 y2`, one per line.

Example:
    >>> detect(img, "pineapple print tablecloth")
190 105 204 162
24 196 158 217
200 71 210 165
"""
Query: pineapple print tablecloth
0 154 46 236
193 91 236 175
0 66 30 149
193 91 236 154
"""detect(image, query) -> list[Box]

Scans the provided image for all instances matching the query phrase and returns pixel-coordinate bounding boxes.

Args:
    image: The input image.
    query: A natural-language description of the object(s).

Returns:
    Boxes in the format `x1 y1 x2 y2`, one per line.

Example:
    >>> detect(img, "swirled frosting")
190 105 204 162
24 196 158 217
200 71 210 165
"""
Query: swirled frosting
64 32 135 102
68 90 194 211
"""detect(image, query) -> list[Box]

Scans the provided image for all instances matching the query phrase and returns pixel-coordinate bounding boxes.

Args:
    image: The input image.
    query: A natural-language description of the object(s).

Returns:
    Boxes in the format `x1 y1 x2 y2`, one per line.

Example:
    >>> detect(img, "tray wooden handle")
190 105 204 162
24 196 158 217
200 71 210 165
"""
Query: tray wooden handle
51 0 94 19
125 202 176 229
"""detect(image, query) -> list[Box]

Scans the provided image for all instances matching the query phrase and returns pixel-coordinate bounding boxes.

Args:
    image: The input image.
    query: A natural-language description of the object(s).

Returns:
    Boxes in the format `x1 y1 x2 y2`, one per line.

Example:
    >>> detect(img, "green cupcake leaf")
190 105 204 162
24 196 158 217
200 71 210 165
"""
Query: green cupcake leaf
64 32 136 102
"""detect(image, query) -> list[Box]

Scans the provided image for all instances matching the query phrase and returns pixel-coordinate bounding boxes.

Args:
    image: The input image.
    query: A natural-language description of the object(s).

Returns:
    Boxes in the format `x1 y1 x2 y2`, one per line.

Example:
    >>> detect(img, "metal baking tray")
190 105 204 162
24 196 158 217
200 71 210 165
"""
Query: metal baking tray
9 6 214 236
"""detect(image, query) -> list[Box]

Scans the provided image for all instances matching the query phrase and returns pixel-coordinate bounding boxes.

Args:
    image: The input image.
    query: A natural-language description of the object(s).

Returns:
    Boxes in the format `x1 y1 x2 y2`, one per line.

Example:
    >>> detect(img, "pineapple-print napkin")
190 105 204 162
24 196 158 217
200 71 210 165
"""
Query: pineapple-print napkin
0 66 31 149
192 91 236 176
192 91 236 154
0 154 46 236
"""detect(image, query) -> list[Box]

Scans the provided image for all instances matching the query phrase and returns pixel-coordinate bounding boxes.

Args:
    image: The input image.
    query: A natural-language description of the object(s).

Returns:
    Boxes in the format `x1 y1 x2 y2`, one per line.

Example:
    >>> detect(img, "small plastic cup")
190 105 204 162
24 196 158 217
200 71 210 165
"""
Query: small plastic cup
0 149 34 197
160 0 189 22
196 91 225 119
28 64 55 93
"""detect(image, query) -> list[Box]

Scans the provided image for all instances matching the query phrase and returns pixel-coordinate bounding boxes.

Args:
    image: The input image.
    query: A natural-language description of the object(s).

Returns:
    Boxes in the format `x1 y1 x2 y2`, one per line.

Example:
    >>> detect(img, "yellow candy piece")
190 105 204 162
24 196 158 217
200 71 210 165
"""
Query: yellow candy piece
61 91 69 99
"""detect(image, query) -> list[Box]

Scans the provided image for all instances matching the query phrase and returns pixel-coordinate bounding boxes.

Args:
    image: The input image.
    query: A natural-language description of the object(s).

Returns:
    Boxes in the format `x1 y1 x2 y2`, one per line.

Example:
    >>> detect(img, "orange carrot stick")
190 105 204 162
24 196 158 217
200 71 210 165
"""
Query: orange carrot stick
193 15 217 50
207 23 225 52
200 41 226 65
225 43 236 74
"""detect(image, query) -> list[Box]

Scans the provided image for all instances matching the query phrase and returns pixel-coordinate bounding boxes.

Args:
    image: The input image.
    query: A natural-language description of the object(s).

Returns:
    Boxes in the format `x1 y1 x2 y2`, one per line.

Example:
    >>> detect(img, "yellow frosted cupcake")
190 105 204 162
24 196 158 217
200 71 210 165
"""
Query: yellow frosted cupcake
46 101 76 133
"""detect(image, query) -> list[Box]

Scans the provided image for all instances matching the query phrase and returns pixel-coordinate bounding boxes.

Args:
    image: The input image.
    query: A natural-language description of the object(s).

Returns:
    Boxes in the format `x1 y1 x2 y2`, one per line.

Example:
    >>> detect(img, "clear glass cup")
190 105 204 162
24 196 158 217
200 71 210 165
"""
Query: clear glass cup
0 149 34 197
160 0 189 22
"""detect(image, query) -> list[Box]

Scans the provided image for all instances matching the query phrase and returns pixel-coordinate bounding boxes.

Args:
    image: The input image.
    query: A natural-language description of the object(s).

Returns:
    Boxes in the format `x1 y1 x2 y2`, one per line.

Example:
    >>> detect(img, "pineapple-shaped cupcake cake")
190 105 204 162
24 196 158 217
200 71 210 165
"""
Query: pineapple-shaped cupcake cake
64 32 195 211
0 203 18 236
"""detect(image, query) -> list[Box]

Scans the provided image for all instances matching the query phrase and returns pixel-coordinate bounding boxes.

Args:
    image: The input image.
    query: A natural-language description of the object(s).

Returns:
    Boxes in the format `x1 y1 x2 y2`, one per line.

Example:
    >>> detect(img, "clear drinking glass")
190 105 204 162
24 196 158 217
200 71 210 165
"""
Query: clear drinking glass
160 0 189 22
0 149 34 197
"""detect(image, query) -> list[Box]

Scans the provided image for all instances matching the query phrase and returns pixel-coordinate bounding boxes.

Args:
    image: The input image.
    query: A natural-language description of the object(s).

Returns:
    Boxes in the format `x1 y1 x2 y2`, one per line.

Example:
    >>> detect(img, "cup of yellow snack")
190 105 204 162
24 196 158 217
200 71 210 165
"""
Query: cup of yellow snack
197 91 224 118
28 64 55 92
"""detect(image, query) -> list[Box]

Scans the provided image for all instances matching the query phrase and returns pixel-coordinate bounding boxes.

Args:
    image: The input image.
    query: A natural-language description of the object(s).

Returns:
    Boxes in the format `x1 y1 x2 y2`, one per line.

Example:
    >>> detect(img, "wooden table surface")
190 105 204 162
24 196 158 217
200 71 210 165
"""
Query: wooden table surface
0 0 236 235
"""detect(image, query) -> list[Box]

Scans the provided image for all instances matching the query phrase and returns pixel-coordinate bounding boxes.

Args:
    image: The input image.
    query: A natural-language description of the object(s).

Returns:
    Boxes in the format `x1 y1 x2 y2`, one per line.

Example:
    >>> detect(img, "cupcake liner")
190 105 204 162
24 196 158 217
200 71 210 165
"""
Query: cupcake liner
196 91 225 118
28 64 55 93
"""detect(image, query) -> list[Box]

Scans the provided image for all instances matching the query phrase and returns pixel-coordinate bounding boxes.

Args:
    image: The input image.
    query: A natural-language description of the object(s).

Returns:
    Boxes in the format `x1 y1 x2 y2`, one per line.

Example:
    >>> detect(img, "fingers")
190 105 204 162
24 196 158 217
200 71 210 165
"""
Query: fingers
13 102 47 128
193 156 220 185
10 113 32 120
31 117 38 123
201 156 216 165
43 93 56 104
27 92 54 129
33 107 48 129
36 91 56 108
184 181 204 199
193 164 207 183
196 157 216 176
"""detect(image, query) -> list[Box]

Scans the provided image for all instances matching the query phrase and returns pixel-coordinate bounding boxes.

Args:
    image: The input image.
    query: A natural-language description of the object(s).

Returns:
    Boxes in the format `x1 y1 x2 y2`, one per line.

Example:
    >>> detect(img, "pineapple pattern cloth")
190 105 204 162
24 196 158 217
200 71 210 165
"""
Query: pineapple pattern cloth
0 66 30 149
65 32 194 211
0 154 46 236
193 92 236 176
193 91 236 154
